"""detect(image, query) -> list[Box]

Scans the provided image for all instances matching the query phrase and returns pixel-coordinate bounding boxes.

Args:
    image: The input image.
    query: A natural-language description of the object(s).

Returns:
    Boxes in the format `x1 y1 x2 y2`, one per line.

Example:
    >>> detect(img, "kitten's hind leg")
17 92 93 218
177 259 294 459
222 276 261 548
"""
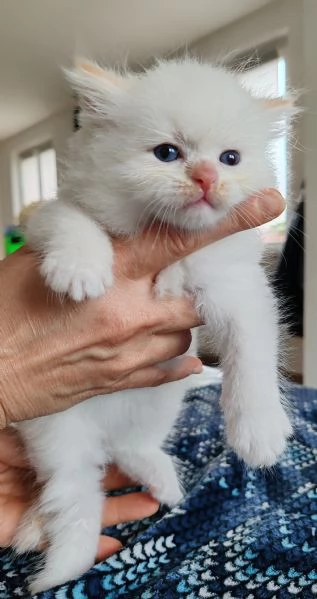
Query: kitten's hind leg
115 447 183 507
203 266 292 468
28 466 104 595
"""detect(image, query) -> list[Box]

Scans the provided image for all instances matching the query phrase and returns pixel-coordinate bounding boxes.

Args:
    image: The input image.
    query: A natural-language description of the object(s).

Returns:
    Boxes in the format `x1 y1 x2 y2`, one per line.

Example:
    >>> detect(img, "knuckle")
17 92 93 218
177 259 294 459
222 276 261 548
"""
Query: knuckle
112 319 131 343
109 306 155 342
151 303 175 332
96 311 133 344
135 310 157 334
96 361 123 387
107 359 128 381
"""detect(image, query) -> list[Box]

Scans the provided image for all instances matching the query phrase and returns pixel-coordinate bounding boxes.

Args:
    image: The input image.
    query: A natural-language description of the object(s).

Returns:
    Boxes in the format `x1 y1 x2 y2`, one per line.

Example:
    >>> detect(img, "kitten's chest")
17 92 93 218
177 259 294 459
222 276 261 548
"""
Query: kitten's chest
157 229 262 297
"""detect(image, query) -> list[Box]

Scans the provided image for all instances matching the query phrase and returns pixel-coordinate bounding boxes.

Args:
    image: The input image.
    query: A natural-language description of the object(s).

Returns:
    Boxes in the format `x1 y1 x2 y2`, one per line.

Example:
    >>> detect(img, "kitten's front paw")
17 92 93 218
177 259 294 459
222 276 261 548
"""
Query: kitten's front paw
225 400 293 468
41 251 113 301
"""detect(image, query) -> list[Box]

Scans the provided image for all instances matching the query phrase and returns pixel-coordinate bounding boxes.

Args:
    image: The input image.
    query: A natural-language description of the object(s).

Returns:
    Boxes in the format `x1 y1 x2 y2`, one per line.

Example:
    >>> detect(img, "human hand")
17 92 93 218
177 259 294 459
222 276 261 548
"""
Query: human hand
0 189 284 427
0 428 159 559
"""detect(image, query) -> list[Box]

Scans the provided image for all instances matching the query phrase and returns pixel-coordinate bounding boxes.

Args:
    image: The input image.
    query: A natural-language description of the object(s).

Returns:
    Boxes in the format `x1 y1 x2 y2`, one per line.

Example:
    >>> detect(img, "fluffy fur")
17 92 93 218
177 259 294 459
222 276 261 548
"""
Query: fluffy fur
15 58 294 593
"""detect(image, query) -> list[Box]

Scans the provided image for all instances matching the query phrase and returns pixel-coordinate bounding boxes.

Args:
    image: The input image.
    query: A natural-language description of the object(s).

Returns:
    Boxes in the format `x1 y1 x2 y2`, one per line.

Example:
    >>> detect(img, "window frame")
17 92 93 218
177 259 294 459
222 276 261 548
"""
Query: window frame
228 37 287 75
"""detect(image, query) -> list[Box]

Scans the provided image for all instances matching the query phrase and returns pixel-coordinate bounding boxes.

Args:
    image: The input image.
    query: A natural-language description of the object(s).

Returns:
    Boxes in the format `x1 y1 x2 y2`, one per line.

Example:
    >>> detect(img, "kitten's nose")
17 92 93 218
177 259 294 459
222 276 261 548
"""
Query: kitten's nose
191 161 218 193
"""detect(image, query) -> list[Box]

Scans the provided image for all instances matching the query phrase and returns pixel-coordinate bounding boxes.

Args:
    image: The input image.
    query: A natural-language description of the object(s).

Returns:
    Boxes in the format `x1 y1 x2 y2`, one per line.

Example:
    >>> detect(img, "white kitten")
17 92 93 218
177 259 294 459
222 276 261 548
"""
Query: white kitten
15 58 294 593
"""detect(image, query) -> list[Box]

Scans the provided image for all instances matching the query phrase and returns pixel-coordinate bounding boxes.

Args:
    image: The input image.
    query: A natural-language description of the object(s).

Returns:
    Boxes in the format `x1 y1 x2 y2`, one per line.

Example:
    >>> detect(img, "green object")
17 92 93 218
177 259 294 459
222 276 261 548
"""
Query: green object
4 226 25 256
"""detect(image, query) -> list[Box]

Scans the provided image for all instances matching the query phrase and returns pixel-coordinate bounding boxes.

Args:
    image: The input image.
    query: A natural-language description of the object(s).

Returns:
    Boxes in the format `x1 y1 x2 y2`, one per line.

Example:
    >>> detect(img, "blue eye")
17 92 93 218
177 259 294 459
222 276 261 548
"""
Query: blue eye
153 144 181 162
219 150 241 166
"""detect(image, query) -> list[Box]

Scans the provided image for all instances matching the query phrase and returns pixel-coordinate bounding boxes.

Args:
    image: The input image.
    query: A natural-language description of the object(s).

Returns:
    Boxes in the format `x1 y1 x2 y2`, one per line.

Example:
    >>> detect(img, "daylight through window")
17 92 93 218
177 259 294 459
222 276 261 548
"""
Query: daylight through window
19 144 57 207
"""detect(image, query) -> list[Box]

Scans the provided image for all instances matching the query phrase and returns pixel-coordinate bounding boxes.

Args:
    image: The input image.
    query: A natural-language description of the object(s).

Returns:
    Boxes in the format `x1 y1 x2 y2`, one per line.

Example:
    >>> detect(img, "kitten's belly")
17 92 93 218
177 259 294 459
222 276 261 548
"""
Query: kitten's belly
17 353 197 471
91 331 198 447
97 378 191 448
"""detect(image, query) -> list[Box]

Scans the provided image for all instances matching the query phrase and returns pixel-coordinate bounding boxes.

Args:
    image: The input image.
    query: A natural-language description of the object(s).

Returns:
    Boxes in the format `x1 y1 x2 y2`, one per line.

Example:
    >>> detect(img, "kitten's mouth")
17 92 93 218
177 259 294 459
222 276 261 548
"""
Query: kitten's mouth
183 193 221 211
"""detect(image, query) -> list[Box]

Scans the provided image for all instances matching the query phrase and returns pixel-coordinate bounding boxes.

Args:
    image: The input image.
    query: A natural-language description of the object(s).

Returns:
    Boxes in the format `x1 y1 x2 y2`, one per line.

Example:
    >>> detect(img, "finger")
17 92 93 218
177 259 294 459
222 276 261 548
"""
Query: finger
89 331 195 389
149 330 193 364
0 498 29 547
102 493 159 527
103 465 136 490
213 189 285 239
82 356 202 398
96 535 123 561
152 297 202 333
115 356 202 391
126 330 193 372
0 466 35 498
0 429 29 469
115 189 285 277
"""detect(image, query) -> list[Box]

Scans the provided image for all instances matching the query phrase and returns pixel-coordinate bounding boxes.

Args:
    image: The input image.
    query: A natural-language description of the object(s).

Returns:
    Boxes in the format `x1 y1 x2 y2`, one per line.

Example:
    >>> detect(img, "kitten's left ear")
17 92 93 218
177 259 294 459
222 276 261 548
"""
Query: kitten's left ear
64 59 132 124
261 96 301 135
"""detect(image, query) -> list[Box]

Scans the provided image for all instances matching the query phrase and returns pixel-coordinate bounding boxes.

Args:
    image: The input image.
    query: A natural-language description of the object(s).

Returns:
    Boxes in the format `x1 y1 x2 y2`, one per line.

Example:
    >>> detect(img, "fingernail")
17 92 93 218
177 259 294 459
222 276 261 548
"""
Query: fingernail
264 190 285 214
191 363 203 374
143 495 160 515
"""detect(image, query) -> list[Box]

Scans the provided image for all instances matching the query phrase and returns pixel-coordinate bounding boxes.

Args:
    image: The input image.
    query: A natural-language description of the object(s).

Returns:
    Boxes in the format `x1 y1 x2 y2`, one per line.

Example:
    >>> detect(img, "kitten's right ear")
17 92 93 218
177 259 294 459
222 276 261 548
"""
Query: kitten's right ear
64 59 131 123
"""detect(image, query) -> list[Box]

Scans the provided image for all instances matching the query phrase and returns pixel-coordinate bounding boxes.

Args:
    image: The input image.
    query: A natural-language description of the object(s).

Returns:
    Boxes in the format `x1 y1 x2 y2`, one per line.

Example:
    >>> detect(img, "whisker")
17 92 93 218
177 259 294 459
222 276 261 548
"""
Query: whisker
259 208 306 254
233 204 261 231
141 201 171 246
153 203 173 250
135 196 163 232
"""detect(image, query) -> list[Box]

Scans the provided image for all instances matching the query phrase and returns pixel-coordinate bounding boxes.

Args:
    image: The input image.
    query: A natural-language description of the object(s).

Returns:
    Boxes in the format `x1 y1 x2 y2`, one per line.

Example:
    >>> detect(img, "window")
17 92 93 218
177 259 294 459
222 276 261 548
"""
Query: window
237 55 288 244
19 143 57 207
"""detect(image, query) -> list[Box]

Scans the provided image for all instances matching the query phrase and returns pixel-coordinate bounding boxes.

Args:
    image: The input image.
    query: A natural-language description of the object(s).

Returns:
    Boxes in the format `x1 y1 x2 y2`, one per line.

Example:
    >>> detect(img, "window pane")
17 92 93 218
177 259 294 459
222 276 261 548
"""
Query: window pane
238 57 287 243
20 154 41 205
39 147 57 200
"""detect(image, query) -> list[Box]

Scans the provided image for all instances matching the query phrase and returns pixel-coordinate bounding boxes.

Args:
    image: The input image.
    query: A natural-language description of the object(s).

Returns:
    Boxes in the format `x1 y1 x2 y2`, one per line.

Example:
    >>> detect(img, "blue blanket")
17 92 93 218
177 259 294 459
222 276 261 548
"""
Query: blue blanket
0 383 316 598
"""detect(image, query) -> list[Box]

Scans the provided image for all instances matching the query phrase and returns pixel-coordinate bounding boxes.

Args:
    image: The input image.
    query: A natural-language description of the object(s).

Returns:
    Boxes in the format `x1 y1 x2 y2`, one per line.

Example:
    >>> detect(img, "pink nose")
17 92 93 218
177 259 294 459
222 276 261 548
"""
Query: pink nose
191 161 218 193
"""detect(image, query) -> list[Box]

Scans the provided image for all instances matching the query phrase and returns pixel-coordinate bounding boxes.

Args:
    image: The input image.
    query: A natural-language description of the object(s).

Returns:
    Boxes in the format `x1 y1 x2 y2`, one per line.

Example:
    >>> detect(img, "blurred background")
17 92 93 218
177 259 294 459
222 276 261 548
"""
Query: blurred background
0 0 316 386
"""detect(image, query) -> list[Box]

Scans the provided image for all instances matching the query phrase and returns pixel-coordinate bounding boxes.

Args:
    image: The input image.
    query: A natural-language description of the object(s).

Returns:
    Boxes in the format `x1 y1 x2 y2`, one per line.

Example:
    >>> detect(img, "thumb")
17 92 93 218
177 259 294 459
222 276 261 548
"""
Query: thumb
115 189 285 278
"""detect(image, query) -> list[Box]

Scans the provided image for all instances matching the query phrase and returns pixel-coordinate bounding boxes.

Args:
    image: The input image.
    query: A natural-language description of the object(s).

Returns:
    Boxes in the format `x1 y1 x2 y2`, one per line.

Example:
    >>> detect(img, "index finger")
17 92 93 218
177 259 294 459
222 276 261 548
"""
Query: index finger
103 465 136 490
115 189 285 279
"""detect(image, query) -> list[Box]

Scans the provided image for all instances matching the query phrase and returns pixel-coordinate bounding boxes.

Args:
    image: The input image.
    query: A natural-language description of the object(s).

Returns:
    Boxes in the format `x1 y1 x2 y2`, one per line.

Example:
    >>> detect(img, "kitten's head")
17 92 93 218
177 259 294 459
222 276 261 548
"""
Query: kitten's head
66 58 296 231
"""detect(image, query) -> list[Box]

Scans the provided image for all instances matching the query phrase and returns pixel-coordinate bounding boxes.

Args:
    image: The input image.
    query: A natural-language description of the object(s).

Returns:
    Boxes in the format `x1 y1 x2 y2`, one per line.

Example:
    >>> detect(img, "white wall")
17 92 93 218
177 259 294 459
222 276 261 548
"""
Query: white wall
0 107 72 246
192 0 317 387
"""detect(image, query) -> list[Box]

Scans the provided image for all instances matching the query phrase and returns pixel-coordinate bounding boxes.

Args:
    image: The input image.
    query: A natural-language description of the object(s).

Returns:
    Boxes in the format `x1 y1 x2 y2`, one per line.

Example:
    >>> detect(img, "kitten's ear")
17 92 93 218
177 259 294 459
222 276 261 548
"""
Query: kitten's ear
64 59 131 124
261 96 301 136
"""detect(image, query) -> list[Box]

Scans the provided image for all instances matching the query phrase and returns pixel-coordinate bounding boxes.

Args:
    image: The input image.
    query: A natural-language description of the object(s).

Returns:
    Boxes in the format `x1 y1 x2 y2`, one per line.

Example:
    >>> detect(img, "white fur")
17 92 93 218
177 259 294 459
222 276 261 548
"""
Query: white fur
16 58 293 593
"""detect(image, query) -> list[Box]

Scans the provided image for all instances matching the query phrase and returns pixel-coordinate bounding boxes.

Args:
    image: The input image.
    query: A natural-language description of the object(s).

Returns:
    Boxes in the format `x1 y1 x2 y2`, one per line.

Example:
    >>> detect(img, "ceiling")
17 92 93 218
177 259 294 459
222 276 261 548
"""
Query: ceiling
0 0 274 140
